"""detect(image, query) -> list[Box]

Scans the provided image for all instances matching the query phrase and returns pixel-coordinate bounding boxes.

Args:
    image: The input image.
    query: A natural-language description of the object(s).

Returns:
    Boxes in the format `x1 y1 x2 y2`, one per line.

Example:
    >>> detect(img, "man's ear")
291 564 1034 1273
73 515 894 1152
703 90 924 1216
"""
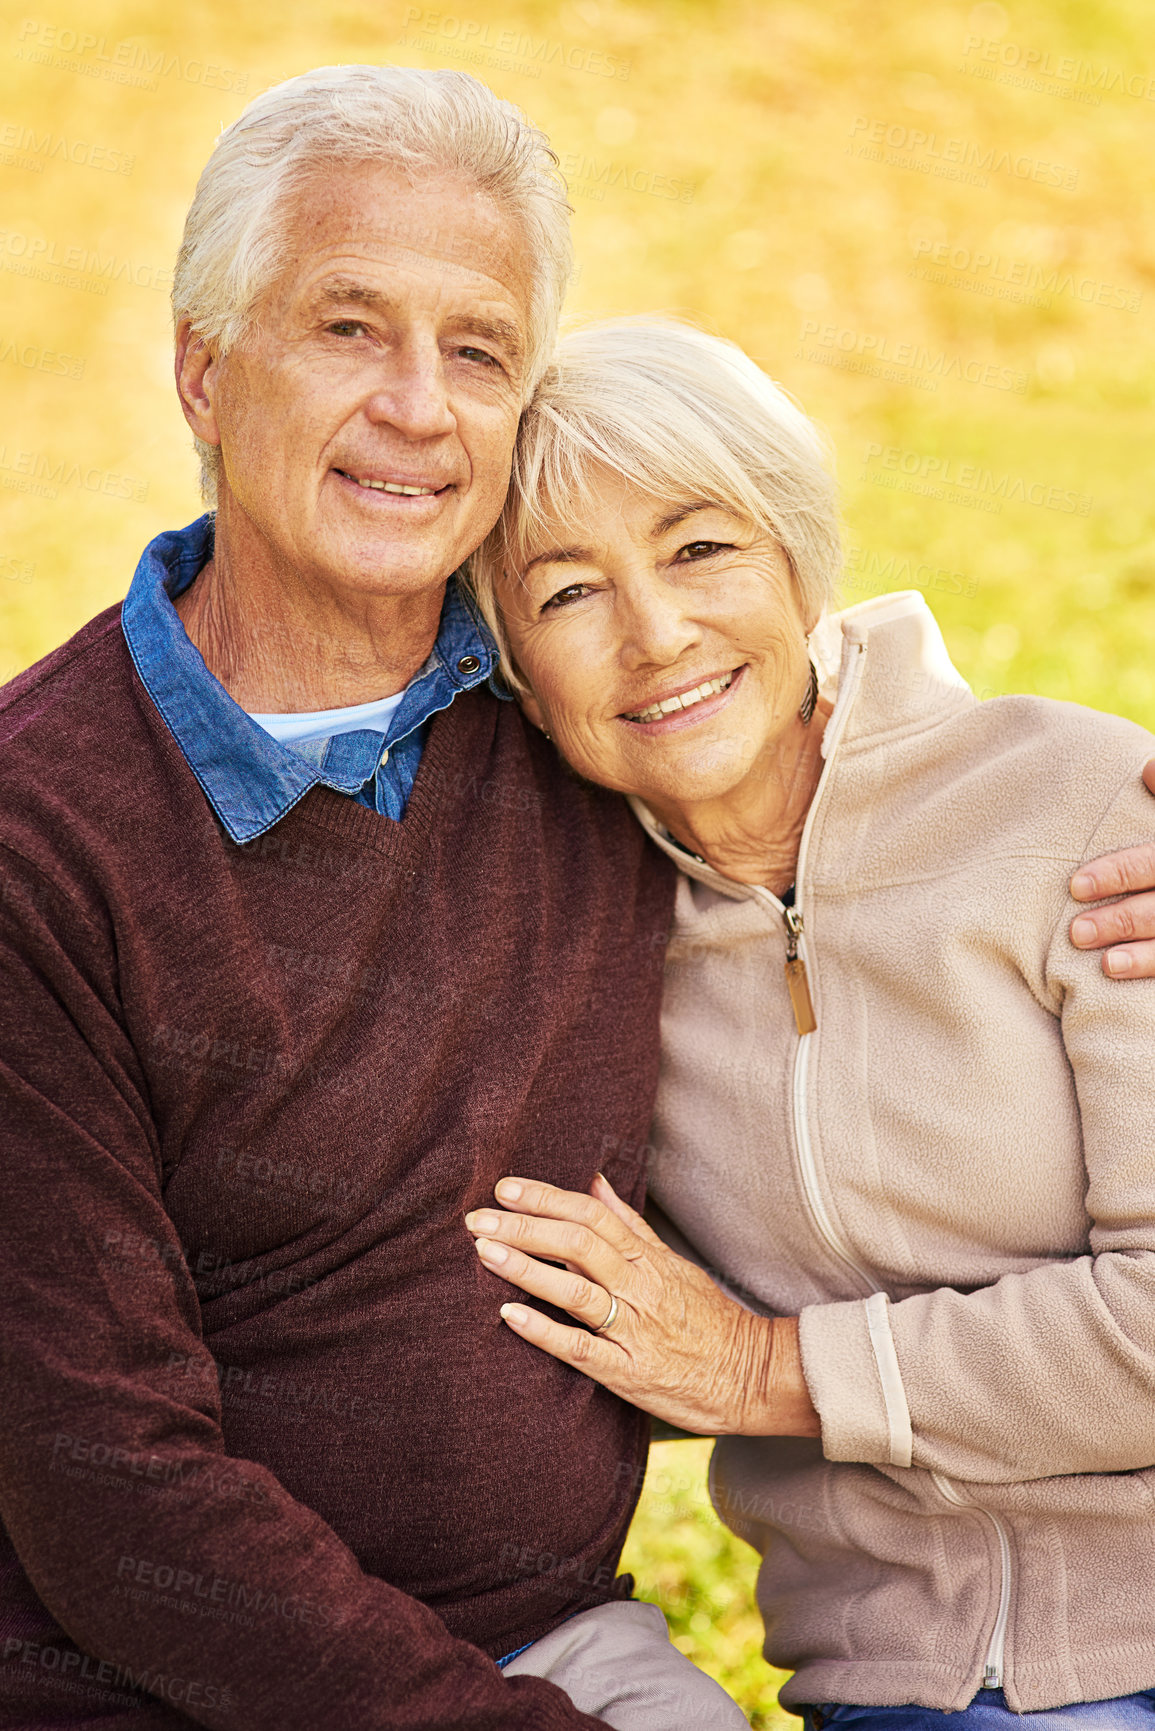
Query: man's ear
174 321 221 449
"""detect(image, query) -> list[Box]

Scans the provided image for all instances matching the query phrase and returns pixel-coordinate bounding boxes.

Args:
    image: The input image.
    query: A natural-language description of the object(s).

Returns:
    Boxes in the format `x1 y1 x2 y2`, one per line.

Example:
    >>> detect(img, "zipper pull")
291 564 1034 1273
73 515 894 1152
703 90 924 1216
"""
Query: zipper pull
783 906 817 1036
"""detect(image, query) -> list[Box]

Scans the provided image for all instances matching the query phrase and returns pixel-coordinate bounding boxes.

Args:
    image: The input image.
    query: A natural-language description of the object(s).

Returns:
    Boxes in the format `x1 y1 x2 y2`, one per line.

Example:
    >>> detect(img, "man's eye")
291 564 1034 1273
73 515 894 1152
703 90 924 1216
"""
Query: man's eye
542 583 591 611
458 346 501 368
327 320 368 338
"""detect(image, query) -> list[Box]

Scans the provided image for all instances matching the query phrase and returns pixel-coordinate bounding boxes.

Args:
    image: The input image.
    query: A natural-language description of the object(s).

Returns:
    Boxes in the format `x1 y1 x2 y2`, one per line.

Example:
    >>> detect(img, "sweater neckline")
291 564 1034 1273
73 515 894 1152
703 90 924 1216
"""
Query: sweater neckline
271 684 489 859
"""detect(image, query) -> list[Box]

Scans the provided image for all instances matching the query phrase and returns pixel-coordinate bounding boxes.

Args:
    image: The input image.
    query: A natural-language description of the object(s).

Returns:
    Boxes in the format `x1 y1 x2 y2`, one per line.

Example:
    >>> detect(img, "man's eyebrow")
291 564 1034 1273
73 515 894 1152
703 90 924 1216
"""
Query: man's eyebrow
456 315 526 365
310 278 395 315
308 283 525 363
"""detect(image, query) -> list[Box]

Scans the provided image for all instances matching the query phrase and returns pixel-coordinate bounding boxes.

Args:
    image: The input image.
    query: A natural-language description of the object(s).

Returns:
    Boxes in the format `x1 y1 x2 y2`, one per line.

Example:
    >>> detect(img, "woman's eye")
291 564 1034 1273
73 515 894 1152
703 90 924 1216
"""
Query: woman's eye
676 540 728 561
542 582 591 611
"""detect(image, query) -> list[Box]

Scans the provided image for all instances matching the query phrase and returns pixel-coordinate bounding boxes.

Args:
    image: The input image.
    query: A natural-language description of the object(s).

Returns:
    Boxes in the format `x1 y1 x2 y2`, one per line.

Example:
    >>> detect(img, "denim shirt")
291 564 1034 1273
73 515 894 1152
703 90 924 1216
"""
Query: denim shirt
121 515 502 843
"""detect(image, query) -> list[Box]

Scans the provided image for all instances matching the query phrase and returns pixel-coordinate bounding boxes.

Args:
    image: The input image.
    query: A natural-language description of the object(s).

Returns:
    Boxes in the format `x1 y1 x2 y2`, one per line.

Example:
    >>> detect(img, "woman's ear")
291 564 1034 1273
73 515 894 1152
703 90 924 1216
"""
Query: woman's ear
516 687 549 735
491 591 551 736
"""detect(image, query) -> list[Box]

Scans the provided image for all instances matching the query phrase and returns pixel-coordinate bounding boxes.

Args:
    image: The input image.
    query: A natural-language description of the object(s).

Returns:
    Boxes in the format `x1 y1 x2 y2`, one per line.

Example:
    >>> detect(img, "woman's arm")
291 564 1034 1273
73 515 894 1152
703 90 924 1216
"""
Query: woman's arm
804 771 1155 1484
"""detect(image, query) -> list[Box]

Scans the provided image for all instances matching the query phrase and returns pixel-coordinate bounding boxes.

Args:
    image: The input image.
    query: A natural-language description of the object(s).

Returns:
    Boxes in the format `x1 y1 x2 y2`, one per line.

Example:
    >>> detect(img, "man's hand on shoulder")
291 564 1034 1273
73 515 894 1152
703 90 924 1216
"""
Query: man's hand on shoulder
1070 758 1155 977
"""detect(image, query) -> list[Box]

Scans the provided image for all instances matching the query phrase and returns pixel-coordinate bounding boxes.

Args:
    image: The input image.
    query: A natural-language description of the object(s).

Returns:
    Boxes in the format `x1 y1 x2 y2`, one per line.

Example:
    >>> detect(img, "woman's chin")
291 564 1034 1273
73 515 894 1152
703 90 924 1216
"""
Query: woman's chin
610 745 760 810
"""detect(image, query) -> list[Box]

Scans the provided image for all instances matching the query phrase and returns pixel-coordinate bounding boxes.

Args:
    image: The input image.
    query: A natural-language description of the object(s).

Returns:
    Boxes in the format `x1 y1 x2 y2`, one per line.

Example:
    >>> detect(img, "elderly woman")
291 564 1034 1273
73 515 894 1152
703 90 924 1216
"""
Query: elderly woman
462 319 1155 1729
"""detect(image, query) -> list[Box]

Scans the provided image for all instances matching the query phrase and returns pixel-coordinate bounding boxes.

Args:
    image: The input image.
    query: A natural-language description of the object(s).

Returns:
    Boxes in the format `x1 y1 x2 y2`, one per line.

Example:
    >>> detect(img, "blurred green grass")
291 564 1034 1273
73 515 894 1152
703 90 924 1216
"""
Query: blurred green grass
622 1440 793 1726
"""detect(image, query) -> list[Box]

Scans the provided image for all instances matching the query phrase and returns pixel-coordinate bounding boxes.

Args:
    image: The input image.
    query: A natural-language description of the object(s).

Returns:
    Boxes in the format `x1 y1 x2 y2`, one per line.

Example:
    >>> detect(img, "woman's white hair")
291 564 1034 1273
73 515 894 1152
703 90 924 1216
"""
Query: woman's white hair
173 63 572 503
467 317 843 698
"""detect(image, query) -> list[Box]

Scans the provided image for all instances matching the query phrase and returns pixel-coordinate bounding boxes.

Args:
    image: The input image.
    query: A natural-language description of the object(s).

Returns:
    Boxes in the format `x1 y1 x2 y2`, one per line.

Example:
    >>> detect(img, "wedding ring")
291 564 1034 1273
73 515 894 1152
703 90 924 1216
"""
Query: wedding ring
594 1292 620 1335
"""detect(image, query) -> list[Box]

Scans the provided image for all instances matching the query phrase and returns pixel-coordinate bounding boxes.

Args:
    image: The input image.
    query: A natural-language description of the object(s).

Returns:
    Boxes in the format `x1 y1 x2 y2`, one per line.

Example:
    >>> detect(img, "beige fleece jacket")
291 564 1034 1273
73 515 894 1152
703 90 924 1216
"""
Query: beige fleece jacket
631 591 1155 1714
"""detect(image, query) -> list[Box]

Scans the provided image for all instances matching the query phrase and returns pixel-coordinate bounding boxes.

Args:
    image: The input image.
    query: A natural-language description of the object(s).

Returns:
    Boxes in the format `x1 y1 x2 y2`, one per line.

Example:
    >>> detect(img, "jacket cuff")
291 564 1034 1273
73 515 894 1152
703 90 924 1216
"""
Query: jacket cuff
799 1293 913 1468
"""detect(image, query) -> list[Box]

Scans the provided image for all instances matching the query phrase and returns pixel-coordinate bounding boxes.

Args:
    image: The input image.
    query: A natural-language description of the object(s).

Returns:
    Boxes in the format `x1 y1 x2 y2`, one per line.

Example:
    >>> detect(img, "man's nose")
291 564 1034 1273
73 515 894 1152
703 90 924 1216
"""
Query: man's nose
363 339 457 441
618 580 703 671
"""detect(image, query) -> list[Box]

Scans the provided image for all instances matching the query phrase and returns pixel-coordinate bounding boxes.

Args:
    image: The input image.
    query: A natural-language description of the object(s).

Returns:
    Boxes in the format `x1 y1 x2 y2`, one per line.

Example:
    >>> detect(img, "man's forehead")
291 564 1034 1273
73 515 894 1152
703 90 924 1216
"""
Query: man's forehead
286 165 527 276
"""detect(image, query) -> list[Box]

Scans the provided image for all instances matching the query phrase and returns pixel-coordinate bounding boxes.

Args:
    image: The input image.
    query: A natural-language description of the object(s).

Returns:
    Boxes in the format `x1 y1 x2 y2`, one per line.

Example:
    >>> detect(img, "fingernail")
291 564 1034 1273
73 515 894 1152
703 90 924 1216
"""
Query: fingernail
475 1238 508 1265
1071 871 1097 897
466 1211 500 1234
1105 950 1135 975
500 1304 529 1326
495 1180 522 1202
1071 916 1097 945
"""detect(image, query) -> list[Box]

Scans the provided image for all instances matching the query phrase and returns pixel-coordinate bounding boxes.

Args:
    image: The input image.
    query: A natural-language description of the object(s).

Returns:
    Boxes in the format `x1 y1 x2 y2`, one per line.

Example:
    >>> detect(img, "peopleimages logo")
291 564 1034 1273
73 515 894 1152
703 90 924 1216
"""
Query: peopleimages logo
860 443 1093 517
962 33 1155 102
0 335 85 379
797 319 1028 394
2 1639 234 1713
846 116 1078 191
0 228 172 295
13 19 248 92
0 118 133 173
560 151 695 204
397 8 631 80
910 238 1141 313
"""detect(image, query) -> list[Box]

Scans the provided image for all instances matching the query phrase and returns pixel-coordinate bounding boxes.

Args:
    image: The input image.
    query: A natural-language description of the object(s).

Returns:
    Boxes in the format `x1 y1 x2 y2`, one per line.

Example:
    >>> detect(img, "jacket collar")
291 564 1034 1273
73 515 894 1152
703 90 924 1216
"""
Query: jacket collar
629 590 974 893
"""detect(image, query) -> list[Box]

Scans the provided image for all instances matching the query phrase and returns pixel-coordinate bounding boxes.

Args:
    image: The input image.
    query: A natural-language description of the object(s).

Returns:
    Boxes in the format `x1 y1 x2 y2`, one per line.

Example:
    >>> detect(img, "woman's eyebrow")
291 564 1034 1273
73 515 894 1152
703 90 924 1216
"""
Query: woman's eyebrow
650 502 718 537
522 547 592 574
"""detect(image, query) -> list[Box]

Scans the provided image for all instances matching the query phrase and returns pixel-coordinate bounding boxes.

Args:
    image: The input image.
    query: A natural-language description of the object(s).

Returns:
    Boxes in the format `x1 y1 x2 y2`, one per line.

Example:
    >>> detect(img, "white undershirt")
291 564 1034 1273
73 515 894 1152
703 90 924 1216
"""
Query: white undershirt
248 690 405 746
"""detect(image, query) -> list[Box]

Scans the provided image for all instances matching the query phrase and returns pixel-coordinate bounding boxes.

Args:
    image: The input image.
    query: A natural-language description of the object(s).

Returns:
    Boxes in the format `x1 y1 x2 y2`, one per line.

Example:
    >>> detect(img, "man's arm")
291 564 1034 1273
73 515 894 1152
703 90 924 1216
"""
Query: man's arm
0 845 603 1731
1070 757 1155 975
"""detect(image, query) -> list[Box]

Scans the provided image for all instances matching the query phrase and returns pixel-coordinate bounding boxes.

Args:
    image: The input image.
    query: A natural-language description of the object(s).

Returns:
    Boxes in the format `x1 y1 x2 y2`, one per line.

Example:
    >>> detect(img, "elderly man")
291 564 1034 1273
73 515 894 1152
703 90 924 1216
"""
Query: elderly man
0 65 746 1731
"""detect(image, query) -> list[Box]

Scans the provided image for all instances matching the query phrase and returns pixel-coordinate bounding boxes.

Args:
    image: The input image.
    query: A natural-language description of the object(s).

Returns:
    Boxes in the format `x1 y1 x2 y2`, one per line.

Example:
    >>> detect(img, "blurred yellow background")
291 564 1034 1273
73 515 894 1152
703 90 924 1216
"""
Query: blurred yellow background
3 0 1153 1721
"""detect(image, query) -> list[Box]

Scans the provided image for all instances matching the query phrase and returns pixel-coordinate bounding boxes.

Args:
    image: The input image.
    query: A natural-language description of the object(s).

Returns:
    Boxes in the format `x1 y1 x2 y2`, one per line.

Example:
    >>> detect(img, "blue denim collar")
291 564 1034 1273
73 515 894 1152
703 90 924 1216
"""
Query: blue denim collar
121 514 501 844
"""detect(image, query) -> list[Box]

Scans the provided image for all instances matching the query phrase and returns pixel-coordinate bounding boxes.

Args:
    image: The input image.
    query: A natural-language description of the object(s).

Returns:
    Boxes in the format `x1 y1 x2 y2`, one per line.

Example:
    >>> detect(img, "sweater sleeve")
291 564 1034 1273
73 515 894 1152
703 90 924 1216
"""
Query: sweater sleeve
0 845 605 1731
799 774 1155 1485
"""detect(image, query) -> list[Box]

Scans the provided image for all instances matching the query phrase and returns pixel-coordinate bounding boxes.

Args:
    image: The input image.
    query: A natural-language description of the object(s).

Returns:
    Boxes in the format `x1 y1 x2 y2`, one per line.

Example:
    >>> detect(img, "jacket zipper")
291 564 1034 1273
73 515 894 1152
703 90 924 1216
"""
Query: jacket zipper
759 643 1010 1689
932 1473 1011 1689
746 644 878 1294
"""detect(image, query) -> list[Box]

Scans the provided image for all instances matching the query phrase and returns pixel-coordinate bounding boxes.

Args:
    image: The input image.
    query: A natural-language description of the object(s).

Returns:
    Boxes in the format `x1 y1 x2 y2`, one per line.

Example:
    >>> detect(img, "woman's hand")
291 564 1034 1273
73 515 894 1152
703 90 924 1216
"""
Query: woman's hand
465 1172 820 1438
1070 758 1155 977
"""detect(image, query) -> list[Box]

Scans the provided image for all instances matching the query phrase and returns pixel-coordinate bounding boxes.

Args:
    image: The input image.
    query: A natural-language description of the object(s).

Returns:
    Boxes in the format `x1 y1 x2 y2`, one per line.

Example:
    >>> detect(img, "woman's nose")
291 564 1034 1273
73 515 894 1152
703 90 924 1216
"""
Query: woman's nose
617 582 703 671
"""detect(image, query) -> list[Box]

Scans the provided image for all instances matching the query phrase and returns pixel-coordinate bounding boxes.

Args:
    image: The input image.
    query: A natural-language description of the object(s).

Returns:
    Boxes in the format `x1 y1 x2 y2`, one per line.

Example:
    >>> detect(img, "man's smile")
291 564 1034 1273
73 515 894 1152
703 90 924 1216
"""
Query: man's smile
331 466 456 502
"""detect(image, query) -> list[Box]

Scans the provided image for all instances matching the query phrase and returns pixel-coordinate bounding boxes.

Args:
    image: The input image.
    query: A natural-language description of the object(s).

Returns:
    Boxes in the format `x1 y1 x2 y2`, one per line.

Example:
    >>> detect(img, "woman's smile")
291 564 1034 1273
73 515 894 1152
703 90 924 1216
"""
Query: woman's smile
618 664 746 731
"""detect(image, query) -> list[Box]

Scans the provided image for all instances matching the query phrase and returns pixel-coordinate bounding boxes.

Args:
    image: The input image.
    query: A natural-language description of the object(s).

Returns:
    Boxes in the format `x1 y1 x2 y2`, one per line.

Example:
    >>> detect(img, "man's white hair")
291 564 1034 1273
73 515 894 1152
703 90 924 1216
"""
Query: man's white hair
173 63 572 504
468 318 843 698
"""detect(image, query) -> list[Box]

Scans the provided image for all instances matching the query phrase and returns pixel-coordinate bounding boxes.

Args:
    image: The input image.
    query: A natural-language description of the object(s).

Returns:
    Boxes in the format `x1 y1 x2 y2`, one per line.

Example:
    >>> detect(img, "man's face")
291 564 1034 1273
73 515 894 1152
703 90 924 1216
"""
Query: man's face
198 163 533 598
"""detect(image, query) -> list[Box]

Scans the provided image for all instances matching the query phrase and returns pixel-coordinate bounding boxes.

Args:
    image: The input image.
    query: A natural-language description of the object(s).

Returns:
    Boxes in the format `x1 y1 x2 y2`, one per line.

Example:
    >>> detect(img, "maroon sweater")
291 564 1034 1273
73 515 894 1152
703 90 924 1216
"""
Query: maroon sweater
0 607 674 1730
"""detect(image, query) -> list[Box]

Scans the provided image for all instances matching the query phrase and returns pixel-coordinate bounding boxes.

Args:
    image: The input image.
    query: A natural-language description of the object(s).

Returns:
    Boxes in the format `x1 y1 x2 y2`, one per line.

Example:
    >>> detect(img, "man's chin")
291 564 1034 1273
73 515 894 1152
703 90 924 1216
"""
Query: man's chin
314 524 469 598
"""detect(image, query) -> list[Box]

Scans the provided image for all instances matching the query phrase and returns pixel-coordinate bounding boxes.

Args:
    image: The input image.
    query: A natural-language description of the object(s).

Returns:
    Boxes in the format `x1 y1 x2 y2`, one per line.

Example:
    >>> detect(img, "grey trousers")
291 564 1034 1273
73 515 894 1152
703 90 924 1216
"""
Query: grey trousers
502 1599 751 1728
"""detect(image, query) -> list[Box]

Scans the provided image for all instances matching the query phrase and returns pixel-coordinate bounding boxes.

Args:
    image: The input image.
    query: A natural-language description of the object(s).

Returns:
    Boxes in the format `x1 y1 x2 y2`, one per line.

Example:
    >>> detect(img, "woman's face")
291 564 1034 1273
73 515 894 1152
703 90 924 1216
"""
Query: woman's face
497 466 817 809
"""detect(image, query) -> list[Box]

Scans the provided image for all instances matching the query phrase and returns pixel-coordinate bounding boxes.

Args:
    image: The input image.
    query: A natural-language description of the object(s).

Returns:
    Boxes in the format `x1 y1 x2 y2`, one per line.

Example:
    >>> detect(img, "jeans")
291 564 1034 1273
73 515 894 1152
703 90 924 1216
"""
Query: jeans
801 1687 1155 1728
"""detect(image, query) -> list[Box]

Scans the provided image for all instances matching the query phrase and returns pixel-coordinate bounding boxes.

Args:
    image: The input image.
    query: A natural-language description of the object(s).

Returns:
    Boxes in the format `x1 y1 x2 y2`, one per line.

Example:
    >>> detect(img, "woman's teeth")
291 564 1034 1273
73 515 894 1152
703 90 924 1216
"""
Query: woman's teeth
626 671 734 724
